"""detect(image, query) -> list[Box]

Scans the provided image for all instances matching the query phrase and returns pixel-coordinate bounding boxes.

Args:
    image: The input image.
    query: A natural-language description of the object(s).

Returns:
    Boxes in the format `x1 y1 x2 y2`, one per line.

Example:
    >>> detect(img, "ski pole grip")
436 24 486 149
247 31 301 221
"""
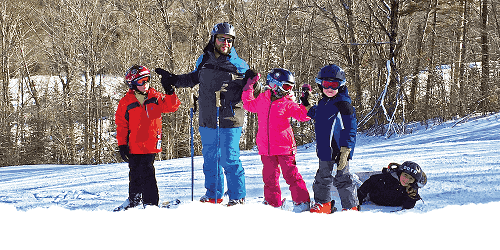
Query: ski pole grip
190 92 195 109
215 91 221 107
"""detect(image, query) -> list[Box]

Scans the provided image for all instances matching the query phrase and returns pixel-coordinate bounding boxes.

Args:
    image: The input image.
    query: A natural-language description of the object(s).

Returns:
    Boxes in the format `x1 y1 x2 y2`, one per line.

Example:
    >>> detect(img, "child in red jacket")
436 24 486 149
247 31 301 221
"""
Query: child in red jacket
114 65 180 211
242 68 311 212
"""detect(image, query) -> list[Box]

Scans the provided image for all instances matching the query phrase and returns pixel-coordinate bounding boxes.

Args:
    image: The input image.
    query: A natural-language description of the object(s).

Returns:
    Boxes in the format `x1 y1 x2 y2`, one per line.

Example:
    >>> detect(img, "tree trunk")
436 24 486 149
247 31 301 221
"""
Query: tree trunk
480 0 490 113
457 0 468 116
425 0 438 121
341 0 363 112
410 22 424 120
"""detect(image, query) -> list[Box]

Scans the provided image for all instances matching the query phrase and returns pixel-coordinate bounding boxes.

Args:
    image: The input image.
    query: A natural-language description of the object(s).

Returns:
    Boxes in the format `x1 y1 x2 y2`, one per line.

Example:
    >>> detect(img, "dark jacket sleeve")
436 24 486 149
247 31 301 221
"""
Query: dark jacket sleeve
307 105 317 119
171 54 204 88
357 176 374 203
171 71 199 88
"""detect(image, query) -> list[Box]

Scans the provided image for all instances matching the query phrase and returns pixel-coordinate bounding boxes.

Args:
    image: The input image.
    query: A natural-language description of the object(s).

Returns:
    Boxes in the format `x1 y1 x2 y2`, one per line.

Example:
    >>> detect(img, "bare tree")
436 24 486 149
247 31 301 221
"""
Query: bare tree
480 0 490 113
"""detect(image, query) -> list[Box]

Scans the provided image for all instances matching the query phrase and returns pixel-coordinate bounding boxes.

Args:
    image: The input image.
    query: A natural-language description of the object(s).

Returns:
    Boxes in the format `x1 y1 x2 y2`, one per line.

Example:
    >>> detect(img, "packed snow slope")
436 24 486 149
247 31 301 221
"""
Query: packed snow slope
1 113 499 249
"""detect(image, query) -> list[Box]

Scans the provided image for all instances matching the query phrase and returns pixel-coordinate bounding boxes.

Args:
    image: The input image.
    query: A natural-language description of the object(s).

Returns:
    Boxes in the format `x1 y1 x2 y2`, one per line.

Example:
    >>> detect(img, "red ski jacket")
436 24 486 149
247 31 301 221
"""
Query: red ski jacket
115 88 181 154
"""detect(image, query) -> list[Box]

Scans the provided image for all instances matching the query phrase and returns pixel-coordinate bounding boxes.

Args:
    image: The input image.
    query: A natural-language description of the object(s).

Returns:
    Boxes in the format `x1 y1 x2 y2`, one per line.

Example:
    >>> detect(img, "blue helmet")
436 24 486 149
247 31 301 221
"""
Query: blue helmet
266 68 295 98
316 64 346 88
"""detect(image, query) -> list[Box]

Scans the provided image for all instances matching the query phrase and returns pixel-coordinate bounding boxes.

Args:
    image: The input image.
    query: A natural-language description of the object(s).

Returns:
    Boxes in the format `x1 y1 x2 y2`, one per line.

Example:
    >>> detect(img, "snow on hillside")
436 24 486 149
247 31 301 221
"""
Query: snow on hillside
1 113 499 249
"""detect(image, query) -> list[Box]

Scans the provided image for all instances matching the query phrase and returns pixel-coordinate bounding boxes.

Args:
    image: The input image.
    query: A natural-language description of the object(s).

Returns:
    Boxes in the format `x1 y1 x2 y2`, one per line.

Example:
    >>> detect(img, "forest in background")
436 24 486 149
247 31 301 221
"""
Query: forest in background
1 0 499 166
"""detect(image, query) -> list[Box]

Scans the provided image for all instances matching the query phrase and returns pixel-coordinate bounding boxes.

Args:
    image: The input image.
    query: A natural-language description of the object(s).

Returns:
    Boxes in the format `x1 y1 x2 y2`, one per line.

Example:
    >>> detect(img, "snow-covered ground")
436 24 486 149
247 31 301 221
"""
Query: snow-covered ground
1 113 499 249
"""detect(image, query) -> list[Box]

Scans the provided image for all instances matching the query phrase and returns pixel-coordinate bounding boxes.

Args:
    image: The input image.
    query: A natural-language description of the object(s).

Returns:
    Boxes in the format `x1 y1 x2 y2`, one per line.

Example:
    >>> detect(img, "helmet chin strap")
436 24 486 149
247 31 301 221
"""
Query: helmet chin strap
271 88 287 99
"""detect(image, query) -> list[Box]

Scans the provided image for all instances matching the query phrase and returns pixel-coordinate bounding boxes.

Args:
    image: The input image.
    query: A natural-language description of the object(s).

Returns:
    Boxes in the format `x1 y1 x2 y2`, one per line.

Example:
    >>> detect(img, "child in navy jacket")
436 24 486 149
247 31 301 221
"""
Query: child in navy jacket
301 64 358 213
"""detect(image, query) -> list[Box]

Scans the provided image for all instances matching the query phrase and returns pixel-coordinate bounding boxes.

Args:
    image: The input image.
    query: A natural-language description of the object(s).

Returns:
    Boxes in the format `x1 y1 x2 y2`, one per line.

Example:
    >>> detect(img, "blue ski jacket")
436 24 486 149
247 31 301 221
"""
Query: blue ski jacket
307 87 357 161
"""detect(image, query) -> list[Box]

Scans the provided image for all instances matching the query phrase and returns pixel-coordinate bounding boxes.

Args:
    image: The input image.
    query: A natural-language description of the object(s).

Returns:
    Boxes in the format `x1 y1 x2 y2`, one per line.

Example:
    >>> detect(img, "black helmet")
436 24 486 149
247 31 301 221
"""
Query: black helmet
315 64 346 89
399 161 427 188
266 68 295 98
385 162 427 188
211 22 236 43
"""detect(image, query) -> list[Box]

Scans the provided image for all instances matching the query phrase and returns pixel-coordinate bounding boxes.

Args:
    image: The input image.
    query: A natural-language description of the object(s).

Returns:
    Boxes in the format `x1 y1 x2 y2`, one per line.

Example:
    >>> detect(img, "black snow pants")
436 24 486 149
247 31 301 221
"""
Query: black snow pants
128 154 159 206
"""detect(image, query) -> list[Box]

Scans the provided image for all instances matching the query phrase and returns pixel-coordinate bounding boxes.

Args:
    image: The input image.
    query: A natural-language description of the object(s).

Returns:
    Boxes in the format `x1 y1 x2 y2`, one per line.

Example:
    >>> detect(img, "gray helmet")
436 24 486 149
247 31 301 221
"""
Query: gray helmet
210 22 236 43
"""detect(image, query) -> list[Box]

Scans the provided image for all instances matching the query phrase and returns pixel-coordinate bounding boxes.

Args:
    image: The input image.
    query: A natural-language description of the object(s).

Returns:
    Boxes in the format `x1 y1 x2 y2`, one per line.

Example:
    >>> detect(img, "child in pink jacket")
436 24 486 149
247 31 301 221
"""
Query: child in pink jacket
242 68 311 212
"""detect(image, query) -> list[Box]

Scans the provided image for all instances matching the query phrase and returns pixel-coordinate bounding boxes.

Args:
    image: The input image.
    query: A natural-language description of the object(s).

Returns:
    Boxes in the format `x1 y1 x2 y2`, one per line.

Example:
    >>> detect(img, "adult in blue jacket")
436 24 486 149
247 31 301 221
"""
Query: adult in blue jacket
156 22 258 206
302 64 358 213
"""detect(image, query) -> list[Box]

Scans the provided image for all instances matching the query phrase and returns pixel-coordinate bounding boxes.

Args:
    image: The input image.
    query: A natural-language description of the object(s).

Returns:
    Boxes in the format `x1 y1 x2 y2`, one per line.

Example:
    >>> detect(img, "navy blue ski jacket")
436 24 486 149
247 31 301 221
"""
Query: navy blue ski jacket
307 87 357 161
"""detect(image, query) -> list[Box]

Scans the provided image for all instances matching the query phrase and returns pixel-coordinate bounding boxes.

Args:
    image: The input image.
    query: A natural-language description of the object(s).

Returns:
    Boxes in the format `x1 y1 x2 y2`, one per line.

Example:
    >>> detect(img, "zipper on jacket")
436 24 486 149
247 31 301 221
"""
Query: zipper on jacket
144 101 150 118
267 99 273 156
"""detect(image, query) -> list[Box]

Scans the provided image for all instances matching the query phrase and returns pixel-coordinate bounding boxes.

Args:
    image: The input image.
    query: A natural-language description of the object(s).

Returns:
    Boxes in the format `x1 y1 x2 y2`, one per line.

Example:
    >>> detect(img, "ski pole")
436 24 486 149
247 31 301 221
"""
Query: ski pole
190 92 197 201
215 90 222 202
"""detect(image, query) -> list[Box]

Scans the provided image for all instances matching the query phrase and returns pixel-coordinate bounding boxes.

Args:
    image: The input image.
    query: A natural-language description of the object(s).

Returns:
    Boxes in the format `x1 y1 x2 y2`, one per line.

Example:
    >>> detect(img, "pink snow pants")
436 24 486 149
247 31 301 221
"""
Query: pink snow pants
261 155 310 207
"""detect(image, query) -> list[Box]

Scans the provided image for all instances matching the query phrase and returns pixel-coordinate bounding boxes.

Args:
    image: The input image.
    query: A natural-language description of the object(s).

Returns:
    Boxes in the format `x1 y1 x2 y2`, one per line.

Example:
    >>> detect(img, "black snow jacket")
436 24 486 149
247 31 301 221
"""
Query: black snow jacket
357 170 421 209
170 45 250 129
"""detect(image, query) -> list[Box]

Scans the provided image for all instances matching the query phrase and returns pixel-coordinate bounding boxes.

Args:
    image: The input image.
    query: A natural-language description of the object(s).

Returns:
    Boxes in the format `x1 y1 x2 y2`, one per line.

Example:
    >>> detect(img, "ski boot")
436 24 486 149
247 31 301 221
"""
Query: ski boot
310 200 337 214
227 198 245 206
200 195 223 204
113 197 141 212
292 201 311 213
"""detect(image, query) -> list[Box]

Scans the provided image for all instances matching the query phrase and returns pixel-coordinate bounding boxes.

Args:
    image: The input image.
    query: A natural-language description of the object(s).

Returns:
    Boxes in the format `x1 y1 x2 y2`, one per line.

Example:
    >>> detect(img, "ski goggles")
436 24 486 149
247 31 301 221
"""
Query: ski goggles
280 83 294 91
216 37 234 44
315 78 342 90
129 76 150 86
268 78 294 91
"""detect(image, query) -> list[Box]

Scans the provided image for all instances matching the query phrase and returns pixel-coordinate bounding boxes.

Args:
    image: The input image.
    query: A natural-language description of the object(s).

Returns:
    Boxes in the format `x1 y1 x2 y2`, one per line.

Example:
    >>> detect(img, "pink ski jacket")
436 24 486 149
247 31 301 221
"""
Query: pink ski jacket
242 86 310 156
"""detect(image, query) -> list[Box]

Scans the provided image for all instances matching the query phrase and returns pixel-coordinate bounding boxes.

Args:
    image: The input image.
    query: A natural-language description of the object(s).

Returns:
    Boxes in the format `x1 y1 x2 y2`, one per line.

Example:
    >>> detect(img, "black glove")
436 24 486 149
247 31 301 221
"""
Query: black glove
118 145 129 162
300 92 310 107
155 67 173 78
155 68 175 95
243 69 258 86
300 84 312 107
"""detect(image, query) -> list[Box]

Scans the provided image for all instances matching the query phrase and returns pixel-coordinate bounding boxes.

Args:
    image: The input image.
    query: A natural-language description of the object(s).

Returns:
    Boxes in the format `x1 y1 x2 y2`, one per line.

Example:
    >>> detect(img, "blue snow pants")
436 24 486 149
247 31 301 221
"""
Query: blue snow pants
199 126 246 200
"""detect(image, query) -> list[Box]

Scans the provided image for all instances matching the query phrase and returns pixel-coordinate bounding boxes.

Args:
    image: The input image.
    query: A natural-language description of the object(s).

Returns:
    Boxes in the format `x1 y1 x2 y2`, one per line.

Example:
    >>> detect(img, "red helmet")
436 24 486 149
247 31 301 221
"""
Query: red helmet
125 65 151 89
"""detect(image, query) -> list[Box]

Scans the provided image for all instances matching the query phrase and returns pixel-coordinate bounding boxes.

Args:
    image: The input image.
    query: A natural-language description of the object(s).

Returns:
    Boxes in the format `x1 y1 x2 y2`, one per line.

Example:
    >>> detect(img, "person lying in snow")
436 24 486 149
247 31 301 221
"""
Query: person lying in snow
357 161 427 210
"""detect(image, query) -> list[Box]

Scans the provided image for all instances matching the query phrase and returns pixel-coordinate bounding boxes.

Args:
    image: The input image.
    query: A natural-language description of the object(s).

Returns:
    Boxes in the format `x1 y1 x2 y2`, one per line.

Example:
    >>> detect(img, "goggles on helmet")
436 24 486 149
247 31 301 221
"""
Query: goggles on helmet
281 83 294 91
268 76 294 92
315 78 343 90
128 75 150 86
